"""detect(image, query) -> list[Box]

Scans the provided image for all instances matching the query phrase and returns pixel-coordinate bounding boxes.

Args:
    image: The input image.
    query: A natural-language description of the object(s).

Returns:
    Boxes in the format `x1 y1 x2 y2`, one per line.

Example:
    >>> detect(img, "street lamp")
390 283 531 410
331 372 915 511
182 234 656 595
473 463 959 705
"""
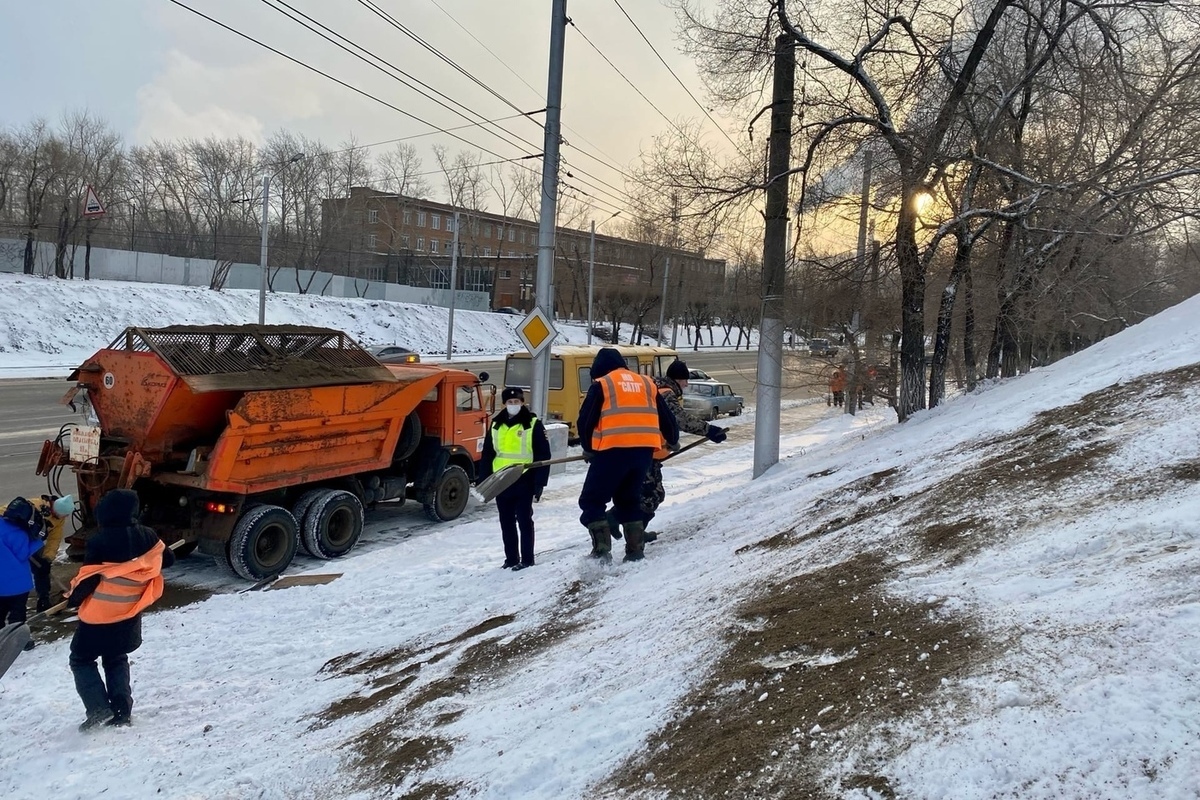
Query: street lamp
257 153 305 325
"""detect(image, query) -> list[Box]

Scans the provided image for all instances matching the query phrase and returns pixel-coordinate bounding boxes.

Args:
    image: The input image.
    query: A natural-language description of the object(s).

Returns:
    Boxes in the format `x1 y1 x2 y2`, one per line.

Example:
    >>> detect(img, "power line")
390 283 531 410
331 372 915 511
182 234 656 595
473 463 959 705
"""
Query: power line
259 0 543 162
323 114 536 157
610 0 742 153
424 0 634 180
164 0 529 163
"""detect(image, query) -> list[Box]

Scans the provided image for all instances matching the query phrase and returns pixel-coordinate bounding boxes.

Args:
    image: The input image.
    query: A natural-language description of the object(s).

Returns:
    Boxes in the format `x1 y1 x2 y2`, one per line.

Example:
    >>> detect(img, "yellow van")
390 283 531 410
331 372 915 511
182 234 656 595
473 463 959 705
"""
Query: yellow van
503 345 679 443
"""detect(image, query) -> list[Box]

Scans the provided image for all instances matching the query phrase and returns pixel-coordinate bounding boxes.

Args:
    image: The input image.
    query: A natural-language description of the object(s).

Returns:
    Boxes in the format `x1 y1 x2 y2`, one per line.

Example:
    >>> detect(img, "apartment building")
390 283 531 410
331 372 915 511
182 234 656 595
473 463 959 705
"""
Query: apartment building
322 187 726 316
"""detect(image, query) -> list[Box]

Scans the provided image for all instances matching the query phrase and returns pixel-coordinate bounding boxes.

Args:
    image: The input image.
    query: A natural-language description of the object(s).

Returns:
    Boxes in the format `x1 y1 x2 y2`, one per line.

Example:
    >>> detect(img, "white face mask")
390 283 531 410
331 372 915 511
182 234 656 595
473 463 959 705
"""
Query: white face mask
506 402 523 415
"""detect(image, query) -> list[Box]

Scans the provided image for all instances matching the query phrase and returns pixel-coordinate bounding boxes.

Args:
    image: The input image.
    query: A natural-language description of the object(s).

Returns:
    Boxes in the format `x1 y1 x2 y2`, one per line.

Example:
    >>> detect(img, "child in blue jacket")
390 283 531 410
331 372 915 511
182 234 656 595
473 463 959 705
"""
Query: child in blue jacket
0 497 47 630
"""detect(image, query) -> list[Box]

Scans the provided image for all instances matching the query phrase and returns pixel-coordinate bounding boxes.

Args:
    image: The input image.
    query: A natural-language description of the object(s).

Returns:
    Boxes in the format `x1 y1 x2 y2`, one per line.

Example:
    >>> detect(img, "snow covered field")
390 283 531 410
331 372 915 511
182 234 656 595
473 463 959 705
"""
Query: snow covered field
0 277 1197 799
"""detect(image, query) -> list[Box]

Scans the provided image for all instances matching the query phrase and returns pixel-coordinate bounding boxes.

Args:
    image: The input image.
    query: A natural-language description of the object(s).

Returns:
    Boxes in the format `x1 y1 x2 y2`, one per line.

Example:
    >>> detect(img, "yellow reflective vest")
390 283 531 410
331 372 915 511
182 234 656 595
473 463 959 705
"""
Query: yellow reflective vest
492 415 538 472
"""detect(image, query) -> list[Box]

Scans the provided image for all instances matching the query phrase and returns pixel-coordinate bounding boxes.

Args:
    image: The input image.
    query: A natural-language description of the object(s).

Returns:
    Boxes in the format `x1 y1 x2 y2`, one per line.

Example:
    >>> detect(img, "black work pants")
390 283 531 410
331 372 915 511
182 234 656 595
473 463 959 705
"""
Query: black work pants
0 592 28 626
70 650 132 718
496 478 536 566
30 554 51 608
578 447 654 527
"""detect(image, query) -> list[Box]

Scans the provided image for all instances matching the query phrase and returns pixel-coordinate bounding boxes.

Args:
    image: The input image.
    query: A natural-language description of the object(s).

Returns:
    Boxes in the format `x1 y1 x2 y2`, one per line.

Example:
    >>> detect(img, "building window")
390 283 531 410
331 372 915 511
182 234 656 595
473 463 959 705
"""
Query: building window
367 234 377 249
368 209 378 224
500 269 511 279
445 216 455 232
401 235 410 249
417 237 425 251
417 211 427 227
496 226 503 240
484 247 491 257
432 269 450 290
430 240 440 254
484 223 493 237
508 228 515 242
431 214 441 230
403 209 412 225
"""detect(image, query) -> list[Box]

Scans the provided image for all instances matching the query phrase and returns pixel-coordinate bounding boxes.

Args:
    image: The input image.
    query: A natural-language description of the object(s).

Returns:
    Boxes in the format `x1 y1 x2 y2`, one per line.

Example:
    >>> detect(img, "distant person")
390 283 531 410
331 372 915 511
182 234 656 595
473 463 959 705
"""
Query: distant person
0 498 47 648
577 348 678 562
478 387 551 571
66 489 175 731
829 367 846 407
1 494 75 612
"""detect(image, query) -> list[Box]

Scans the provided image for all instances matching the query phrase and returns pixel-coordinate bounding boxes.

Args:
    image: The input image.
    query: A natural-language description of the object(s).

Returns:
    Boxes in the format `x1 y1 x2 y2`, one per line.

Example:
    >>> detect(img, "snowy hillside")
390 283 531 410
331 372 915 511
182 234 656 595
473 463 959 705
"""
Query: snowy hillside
0 282 1198 798
0 272 596 375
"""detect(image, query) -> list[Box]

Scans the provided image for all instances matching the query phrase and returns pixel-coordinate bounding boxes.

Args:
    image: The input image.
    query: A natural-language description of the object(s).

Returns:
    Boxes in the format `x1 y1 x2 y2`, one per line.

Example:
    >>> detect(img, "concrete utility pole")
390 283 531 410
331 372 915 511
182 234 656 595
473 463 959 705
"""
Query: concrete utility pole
446 211 460 360
587 219 595 345
845 149 872 416
656 256 670 342
258 174 271 326
752 34 795 480
531 0 568 420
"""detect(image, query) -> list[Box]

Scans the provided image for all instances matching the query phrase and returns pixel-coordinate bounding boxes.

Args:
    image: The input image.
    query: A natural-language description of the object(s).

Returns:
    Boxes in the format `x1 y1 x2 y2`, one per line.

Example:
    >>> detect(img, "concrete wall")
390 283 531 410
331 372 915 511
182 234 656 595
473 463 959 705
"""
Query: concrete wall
0 238 490 311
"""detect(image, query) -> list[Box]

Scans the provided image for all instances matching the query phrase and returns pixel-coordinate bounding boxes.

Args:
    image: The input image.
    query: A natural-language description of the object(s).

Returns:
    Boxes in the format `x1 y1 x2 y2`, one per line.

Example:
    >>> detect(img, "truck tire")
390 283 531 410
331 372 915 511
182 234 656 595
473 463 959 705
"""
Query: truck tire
423 465 470 522
226 505 298 581
395 413 423 462
301 489 364 559
292 489 327 554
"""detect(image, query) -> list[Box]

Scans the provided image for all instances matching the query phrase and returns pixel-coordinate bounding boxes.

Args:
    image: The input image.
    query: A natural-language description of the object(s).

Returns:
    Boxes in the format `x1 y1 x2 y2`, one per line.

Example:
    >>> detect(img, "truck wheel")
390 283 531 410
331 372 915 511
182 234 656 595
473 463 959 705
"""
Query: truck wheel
424 465 470 522
302 489 364 559
292 489 327 555
711 406 720 421
395 413 423 462
227 505 298 581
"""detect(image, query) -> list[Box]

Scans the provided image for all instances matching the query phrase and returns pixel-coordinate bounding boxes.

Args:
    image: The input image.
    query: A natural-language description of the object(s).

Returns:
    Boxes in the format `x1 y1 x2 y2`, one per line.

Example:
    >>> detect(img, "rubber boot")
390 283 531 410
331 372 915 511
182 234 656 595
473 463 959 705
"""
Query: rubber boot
622 520 645 562
587 520 612 561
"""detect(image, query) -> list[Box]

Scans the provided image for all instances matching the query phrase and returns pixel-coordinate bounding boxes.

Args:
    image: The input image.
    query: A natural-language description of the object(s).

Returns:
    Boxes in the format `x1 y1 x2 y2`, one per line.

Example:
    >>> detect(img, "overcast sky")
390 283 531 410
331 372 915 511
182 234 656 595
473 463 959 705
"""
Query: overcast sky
2 0 740 216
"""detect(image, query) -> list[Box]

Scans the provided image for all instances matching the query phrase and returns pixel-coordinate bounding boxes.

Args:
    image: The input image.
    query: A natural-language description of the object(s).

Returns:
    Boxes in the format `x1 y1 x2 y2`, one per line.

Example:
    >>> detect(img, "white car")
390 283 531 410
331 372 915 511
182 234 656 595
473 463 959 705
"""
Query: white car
682 382 744 420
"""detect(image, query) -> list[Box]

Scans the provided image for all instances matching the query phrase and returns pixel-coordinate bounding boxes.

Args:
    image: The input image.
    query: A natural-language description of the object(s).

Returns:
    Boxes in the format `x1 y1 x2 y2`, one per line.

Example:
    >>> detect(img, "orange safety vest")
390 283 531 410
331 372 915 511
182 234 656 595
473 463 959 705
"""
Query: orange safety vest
652 385 675 460
70 539 166 624
593 369 662 450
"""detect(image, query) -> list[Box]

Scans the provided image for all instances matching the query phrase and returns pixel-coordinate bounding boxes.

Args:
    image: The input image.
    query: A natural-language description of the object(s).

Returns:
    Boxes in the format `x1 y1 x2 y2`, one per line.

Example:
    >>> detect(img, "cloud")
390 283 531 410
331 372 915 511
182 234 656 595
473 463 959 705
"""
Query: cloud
134 49 322 144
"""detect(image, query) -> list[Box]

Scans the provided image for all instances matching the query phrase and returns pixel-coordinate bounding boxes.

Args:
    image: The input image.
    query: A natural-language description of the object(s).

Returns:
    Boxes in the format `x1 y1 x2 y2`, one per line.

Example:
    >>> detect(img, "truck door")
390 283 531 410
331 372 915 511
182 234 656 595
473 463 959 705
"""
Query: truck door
454 384 488 459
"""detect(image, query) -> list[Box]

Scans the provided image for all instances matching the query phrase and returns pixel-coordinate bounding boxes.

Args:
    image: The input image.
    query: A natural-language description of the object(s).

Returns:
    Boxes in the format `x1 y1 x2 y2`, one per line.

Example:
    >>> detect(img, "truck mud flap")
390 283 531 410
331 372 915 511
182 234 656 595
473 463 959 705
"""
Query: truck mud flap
410 437 449 503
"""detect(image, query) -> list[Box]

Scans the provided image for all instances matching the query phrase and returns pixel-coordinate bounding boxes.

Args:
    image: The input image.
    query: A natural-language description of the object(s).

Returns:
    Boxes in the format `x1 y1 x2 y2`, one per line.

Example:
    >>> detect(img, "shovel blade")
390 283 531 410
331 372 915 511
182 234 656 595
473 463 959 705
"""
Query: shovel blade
0 623 33 680
473 464 525 503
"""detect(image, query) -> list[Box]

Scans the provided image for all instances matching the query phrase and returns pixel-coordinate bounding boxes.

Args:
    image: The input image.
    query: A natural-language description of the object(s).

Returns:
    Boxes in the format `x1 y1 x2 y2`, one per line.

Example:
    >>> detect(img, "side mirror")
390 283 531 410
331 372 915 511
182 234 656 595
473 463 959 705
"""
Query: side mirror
478 371 489 382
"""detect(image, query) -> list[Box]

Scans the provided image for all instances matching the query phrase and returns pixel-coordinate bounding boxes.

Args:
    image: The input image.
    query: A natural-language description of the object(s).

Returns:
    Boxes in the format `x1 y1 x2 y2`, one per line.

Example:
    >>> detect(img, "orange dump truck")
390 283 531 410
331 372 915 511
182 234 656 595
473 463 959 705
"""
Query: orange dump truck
37 324 491 580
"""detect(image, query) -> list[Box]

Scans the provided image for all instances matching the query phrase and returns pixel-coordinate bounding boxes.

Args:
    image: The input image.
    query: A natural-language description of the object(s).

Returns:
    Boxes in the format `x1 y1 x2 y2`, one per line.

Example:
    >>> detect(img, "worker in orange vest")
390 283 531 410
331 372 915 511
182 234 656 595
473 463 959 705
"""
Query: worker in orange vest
577 348 678 562
829 367 847 407
66 489 175 731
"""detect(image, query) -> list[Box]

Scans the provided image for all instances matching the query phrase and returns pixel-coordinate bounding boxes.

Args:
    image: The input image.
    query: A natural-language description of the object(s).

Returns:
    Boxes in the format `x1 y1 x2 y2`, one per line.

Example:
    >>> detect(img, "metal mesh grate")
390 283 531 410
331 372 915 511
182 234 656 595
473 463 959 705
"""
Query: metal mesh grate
108 325 396 392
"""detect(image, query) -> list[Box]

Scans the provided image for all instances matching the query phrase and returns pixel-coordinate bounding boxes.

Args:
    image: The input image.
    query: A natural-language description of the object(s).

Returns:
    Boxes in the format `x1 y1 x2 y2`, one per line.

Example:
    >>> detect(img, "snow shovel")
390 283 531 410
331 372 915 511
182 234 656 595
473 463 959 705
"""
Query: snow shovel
473 454 587 503
0 600 68 680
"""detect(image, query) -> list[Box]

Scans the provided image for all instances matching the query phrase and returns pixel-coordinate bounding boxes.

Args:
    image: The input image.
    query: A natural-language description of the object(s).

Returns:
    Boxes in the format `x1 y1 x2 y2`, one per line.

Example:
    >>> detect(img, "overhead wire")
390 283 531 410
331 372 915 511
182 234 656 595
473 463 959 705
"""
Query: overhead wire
258 0 543 162
609 0 742 153
425 0 635 183
164 0 532 162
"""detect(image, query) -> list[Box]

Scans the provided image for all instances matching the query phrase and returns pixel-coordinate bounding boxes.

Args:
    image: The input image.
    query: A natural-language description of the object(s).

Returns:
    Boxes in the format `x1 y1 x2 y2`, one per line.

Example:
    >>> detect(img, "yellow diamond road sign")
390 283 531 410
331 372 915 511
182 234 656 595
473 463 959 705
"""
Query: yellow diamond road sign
516 307 558 357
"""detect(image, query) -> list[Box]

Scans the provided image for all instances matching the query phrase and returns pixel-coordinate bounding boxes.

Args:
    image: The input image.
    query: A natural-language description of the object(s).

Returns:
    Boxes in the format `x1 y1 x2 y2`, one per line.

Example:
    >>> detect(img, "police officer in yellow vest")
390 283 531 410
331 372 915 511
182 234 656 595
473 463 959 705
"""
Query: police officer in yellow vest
478 387 552 570
66 489 175 730
577 348 678 562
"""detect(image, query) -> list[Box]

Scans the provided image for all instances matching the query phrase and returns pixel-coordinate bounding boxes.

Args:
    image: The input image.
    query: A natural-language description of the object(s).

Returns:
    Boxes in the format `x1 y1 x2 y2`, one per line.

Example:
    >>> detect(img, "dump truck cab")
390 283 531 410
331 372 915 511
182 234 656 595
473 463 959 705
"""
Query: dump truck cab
37 325 489 580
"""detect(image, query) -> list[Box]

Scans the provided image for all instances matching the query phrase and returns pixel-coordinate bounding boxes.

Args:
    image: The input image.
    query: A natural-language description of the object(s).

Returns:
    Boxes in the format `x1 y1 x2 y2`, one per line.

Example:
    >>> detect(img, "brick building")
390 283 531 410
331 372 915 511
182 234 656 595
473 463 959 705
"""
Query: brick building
321 187 726 318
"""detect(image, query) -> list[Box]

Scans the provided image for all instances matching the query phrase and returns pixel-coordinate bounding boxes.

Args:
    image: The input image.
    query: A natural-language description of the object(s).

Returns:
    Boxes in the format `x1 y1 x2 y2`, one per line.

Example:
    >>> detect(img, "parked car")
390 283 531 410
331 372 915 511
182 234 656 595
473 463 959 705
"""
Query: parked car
493 306 523 315
369 345 421 364
687 368 713 381
808 338 839 358
682 381 744 420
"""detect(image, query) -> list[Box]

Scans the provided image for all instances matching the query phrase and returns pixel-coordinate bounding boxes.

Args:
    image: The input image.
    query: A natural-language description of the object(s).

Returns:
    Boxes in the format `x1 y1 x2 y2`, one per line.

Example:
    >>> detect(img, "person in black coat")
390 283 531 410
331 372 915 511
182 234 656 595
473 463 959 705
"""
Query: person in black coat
478 387 551 570
67 489 175 730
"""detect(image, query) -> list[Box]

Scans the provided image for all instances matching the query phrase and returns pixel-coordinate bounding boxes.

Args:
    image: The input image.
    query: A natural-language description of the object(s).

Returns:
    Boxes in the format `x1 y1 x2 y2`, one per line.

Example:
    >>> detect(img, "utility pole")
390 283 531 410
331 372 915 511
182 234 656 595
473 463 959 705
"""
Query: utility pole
531 0 568 420
669 192 682 349
587 219 595 345
258 174 271 326
846 149 872 416
752 34 795 480
656 256 670 342
446 211 460 360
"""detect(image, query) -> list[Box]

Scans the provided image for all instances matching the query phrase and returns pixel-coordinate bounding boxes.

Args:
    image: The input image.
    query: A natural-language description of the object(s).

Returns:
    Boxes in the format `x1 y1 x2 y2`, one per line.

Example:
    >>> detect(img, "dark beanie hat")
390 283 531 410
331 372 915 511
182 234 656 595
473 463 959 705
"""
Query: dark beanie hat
666 360 689 381
501 386 525 402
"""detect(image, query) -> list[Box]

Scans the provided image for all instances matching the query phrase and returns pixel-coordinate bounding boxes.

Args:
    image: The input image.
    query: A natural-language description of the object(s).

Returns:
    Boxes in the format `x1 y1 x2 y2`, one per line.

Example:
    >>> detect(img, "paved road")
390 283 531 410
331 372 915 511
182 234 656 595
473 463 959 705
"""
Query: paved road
0 347 822 502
